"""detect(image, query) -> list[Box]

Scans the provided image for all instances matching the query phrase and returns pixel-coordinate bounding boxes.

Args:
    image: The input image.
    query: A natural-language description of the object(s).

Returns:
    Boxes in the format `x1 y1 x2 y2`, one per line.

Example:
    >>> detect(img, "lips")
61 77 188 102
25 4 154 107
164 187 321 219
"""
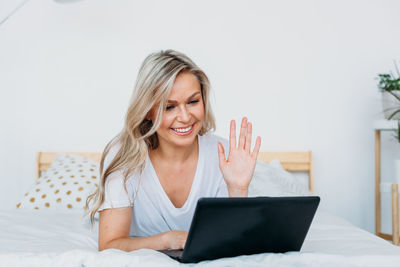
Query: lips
171 123 195 136
172 125 193 133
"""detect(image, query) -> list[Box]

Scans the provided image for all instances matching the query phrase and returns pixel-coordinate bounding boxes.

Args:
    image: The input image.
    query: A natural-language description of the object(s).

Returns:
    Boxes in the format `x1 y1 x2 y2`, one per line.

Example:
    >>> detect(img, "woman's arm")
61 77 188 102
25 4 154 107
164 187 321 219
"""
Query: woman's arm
98 207 188 251
217 117 261 197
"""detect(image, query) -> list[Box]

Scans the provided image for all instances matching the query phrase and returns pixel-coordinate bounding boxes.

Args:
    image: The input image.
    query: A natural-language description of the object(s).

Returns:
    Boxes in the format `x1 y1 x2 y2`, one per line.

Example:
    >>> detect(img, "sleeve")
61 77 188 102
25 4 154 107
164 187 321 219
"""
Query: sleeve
215 135 229 197
98 146 136 211
216 177 228 197
98 172 135 211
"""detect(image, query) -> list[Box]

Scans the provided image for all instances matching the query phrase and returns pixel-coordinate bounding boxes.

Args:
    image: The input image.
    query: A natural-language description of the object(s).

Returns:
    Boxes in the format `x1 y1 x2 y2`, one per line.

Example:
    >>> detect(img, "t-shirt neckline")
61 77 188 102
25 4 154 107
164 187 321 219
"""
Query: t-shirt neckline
147 135 203 211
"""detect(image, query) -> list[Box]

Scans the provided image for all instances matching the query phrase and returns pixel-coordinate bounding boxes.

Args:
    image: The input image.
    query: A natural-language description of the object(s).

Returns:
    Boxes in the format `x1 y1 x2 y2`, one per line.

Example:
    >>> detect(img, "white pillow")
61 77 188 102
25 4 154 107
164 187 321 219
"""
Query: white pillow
249 160 312 197
17 154 100 211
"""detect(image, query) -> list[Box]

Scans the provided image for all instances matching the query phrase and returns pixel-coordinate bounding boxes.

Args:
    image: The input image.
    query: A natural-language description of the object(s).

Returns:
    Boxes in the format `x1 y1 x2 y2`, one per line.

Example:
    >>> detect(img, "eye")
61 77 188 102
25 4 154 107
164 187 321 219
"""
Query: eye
189 100 199 104
166 105 174 111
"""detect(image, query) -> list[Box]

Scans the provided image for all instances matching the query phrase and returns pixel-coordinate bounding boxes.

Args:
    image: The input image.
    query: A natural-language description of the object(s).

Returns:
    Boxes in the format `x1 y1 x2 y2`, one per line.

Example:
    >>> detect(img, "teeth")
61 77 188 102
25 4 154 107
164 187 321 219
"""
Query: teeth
173 126 192 133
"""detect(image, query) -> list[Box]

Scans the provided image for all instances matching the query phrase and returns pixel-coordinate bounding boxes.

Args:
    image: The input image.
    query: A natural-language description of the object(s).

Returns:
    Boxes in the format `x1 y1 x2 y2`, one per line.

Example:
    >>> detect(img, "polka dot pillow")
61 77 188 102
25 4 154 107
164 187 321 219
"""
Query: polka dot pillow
17 154 100 211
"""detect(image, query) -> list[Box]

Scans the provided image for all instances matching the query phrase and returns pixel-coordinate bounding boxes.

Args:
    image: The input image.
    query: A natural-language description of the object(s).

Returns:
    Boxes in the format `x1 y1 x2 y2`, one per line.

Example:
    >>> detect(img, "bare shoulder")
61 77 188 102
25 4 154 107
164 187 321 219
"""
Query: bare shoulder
98 207 132 250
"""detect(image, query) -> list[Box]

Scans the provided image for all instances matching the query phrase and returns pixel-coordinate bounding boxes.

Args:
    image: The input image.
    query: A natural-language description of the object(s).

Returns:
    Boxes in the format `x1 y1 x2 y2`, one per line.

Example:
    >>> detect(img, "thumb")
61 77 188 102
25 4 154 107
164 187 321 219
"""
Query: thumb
217 142 226 167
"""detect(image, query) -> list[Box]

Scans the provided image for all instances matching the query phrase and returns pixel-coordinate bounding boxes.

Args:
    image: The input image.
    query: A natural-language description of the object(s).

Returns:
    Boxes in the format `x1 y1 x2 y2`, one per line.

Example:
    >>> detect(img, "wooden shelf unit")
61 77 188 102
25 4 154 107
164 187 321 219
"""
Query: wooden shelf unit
374 120 399 245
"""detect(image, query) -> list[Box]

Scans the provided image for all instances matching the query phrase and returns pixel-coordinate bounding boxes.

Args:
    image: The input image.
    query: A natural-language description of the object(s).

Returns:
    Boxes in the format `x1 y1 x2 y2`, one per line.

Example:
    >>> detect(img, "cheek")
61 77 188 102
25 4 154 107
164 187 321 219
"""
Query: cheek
196 103 205 119
159 114 174 129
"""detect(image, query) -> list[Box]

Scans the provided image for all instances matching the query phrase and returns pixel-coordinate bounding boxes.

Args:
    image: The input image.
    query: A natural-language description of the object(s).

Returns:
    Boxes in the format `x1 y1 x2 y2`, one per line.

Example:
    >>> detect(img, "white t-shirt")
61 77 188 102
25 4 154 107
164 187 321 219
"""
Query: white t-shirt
98 133 229 237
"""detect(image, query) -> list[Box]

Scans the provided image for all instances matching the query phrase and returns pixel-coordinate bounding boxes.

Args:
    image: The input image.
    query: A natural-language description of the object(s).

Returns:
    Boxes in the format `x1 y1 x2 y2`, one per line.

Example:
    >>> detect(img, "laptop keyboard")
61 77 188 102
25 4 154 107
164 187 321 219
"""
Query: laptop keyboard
158 249 184 259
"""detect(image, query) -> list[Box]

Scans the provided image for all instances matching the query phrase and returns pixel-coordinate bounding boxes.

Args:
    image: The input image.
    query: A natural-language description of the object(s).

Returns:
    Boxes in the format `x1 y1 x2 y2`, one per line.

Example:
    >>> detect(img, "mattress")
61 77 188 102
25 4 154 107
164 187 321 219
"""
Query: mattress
0 209 399 266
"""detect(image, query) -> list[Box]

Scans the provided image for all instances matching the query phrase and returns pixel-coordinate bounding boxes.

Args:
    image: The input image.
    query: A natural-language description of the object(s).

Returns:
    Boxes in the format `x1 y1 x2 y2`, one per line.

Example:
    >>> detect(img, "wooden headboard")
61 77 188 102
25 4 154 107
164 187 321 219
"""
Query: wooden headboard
36 151 314 193
257 151 313 193
36 152 102 180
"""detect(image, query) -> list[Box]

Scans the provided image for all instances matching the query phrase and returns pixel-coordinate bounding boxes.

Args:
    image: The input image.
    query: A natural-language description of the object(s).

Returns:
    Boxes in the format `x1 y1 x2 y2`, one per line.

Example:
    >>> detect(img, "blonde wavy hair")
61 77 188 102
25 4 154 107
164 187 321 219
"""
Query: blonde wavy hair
85 49 216 225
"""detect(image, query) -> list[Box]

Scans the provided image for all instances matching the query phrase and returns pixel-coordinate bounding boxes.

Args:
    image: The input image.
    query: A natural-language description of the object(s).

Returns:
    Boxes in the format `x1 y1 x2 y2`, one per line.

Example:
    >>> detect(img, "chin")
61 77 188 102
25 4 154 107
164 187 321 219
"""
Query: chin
169 132 198 147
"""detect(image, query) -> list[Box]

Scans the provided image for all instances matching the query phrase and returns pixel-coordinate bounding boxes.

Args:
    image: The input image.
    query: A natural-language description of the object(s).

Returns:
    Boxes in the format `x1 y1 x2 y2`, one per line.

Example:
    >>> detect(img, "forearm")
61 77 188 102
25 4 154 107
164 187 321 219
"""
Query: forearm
100 232 168 252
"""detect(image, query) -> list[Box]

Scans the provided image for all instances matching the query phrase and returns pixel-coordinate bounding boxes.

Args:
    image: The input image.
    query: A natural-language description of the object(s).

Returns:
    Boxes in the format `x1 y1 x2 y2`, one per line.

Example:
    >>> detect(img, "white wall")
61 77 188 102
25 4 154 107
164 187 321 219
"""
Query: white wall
1 0 400 234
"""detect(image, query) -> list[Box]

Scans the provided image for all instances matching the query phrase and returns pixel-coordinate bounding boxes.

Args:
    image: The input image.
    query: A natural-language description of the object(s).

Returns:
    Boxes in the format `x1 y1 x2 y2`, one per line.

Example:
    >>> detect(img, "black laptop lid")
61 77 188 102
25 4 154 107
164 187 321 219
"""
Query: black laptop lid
181 196 320 263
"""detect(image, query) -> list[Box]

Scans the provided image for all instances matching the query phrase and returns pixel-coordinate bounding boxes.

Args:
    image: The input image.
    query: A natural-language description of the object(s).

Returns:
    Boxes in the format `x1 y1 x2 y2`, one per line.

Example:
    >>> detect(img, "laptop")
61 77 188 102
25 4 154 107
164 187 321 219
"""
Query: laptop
159 196 320 263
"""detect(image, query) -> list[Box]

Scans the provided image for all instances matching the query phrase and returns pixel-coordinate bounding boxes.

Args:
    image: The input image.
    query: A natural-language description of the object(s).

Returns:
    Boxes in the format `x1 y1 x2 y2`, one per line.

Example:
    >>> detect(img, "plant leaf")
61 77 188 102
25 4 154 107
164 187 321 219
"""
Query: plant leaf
388 109 400 120
397 121 400 143
387 90 400 102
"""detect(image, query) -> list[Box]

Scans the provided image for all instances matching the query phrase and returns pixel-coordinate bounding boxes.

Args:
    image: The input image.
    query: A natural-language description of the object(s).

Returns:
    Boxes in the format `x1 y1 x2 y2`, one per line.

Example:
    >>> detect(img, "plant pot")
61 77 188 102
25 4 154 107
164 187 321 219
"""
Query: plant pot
382 91 400 120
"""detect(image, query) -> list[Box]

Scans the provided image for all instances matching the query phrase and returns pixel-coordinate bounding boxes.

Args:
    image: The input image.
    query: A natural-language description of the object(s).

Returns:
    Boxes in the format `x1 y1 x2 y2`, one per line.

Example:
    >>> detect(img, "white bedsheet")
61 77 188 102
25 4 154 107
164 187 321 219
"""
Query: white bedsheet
0 209 399 267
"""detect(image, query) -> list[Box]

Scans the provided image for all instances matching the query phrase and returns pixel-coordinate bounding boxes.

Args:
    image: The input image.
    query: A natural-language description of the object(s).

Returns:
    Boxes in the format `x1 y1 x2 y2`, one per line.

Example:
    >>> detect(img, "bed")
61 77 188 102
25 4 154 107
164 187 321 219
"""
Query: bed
1 151 399 267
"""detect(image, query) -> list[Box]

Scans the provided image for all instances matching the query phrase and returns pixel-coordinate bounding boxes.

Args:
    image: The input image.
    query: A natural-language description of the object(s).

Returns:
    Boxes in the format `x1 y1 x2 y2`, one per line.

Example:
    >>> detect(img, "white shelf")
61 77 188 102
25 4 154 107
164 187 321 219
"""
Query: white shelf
374 120 398 131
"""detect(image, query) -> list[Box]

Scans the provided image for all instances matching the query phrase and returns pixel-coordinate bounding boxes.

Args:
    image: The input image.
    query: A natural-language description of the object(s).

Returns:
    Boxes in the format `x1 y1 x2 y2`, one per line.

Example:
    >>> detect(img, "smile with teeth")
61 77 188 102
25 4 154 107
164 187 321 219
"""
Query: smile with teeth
172 125 193 133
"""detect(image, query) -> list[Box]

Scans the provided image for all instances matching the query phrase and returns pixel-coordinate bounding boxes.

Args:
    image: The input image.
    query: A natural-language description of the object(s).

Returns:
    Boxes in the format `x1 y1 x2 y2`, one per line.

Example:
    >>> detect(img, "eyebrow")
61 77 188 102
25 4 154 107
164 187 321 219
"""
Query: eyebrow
167 91 201 104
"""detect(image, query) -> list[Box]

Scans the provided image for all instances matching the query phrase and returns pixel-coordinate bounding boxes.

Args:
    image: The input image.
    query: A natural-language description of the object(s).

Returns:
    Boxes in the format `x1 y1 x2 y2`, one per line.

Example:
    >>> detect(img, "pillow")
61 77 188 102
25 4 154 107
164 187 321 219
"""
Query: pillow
249 160 312 197
16 154 100 211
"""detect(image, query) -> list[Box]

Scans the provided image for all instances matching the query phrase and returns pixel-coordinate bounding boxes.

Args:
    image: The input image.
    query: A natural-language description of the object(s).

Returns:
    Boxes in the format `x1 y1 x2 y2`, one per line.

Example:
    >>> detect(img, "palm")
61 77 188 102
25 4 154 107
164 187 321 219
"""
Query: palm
218 117 261 192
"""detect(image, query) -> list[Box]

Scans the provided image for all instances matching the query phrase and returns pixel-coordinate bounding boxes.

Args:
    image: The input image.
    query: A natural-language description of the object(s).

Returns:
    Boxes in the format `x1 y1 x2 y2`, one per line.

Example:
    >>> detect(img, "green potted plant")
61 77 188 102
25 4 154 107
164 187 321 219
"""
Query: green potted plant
377 62 400 186
377 61 400 120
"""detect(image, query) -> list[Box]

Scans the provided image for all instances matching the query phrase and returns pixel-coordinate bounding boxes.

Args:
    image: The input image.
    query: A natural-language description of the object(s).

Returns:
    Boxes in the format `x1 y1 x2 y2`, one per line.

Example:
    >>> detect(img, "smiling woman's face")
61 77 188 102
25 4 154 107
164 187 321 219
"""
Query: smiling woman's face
150 71 205 149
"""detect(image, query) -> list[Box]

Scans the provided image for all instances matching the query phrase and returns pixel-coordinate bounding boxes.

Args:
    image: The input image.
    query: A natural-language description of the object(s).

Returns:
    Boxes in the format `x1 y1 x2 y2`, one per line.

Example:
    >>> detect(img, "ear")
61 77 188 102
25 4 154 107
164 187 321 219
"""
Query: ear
146 110 153 121
146 104 159 121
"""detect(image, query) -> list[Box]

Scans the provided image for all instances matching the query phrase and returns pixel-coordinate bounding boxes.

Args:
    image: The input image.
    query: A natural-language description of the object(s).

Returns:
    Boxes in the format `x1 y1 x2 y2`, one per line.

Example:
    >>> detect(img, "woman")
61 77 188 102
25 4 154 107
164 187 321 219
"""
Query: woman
86 49 261 251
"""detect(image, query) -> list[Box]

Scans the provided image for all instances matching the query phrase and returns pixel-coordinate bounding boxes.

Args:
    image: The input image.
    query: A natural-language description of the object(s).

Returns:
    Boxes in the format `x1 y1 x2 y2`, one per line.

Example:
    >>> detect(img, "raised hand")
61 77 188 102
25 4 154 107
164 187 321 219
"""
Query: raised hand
217 117 261 197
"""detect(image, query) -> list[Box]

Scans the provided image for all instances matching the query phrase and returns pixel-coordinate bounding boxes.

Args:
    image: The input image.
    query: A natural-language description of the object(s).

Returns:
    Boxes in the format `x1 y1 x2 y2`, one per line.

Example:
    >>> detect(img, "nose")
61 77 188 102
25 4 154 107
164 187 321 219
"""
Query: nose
177 105 190 123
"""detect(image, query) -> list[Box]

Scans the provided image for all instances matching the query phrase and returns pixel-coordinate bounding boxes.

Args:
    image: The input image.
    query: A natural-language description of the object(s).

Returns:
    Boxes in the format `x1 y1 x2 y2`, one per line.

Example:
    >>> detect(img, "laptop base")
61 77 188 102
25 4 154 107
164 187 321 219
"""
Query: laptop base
158 249 184 261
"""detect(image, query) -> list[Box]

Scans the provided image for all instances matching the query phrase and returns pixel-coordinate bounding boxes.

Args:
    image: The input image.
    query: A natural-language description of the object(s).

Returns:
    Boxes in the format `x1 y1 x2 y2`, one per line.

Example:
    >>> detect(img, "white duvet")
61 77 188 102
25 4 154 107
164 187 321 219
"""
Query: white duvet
0 209 399 267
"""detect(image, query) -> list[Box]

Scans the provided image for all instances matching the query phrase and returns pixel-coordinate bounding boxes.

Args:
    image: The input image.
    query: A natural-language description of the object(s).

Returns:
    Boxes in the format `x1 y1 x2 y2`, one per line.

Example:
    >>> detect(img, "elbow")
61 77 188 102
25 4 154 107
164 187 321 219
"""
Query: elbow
98 243 108 251
98 240 113 251
98 237 126 251
98 237 132 252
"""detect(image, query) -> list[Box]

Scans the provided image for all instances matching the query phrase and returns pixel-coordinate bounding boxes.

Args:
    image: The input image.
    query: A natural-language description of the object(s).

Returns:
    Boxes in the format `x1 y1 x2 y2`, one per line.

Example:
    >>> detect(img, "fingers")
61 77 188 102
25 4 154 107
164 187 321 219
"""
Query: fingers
238 117 247 149
251 136 262 159
229 117 256 153
168 230 188 250
181 231 188 248
217 142 226 166
229 120 236 151
244 122 252 152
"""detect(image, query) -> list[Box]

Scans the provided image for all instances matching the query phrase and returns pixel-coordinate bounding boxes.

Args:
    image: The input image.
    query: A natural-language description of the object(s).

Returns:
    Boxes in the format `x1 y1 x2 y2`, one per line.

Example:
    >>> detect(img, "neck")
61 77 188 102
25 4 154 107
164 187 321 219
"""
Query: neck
150 136 199 164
